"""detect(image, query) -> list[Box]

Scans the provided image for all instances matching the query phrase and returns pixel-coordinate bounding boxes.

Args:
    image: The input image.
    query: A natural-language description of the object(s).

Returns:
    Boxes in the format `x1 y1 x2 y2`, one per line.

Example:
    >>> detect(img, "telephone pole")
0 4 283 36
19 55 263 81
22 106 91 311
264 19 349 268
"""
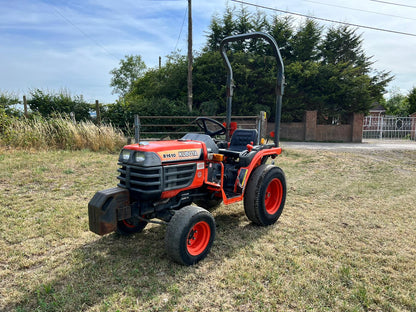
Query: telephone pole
187 0 193 112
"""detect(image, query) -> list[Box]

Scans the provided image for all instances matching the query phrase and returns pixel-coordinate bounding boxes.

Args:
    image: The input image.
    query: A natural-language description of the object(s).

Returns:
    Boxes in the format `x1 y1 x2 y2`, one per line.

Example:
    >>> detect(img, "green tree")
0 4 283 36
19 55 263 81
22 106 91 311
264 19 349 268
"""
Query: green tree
384 89 408 116
407 87 416 115
110 55 146 97
291 19 322 62
125 5 393 124
130 53 188 102
320 26 368 67
267 15 293 61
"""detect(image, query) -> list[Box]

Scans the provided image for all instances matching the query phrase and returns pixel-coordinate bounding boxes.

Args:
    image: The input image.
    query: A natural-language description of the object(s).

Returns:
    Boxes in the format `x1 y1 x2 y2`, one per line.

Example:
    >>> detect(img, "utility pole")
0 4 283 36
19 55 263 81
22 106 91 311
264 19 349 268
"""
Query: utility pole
187 0 193 112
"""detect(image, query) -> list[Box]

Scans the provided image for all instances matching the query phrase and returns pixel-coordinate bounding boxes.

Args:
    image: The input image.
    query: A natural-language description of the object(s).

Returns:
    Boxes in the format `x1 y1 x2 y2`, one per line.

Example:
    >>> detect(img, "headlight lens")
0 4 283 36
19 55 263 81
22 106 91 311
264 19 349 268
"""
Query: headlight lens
135 152 145 162
121 149 131 161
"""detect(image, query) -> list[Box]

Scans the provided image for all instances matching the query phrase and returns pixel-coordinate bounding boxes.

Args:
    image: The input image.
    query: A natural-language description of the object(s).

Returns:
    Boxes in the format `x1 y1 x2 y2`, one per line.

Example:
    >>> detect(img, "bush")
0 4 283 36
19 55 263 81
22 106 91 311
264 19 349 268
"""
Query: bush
28 89 92 121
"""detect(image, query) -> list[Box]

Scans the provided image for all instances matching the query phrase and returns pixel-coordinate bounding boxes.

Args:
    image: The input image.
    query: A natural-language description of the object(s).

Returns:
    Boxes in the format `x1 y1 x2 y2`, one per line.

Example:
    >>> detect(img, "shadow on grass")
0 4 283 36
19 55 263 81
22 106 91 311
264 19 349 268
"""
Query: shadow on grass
8 208 277 311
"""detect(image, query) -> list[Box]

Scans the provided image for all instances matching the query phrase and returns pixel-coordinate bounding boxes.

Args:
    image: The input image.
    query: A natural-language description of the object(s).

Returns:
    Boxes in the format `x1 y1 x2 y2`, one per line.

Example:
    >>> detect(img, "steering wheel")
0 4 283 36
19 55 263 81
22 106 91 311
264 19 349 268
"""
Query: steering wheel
195 117 226 137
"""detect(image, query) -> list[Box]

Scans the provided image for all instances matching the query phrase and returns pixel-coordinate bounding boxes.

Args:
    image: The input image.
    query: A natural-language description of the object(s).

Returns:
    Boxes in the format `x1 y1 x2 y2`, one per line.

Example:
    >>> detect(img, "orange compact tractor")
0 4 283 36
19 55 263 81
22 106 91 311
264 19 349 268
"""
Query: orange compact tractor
88 32 286 265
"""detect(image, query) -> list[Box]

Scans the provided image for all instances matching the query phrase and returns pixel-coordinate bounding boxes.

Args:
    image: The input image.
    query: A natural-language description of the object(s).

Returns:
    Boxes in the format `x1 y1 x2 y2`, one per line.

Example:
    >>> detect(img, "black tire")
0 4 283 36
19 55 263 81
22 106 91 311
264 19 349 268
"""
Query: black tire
116 217 148 235
244 164 286 226
194 197 223 211
165 206 216 265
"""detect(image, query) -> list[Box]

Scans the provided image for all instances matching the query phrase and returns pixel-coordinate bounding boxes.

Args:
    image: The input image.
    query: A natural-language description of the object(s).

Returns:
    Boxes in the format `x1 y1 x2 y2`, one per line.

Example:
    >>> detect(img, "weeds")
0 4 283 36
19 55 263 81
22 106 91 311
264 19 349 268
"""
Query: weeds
0 114 125 152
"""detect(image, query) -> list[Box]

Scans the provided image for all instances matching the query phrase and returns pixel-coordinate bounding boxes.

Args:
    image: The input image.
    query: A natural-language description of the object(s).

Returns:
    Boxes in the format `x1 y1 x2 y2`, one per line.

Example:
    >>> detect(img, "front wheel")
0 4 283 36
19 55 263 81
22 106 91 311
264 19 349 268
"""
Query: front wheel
165 206 216 265
244 165 286 226
116 217 148 235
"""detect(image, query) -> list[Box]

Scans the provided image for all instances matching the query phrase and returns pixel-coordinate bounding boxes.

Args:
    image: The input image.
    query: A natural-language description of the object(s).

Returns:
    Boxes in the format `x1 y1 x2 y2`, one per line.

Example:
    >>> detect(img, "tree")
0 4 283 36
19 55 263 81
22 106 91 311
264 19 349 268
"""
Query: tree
320 26 368 67
384 88 408 116
407 87 416 115
123 5 393 123
130 53 188 102
290 19 322 62
110 55 146 97
267 15 293 61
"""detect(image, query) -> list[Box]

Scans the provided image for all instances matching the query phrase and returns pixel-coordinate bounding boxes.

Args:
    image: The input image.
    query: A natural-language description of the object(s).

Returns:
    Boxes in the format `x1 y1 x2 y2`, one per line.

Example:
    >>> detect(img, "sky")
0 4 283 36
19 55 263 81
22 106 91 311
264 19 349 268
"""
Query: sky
1 0 415 104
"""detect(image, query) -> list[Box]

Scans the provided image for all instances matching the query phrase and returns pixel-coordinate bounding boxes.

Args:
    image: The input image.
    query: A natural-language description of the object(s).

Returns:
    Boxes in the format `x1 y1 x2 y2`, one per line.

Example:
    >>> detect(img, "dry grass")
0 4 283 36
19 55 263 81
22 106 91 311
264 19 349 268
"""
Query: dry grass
0 147 415 311
0 116 125 152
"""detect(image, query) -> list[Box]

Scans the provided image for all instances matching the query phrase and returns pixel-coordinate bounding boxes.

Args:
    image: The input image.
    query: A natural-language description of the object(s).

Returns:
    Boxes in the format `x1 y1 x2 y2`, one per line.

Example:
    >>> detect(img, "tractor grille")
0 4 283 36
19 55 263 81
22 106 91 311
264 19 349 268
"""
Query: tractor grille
163 163 196 191
117 162 196 198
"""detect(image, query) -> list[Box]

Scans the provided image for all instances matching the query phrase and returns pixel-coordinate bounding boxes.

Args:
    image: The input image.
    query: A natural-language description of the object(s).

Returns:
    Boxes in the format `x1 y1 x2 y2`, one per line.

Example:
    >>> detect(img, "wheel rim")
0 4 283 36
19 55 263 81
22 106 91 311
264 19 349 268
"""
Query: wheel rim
122 219 136 228
186 221 211 256
264 178 283 215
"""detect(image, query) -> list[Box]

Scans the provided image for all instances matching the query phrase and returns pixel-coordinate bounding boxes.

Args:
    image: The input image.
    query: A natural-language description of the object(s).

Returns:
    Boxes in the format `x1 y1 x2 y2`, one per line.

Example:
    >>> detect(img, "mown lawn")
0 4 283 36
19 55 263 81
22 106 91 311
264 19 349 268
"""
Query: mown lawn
0 148 415 311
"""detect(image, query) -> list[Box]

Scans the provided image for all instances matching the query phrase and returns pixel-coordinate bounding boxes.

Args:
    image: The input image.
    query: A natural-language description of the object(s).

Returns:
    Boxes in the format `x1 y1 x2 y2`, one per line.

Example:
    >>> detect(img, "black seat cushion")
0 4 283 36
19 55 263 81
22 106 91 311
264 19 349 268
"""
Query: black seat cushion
229 129 258 152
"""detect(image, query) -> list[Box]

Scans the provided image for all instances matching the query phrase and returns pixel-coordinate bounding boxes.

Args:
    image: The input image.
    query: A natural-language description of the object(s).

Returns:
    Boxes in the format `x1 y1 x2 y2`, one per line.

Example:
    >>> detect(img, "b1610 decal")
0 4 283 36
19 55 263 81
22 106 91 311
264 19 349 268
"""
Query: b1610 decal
157 149 202 162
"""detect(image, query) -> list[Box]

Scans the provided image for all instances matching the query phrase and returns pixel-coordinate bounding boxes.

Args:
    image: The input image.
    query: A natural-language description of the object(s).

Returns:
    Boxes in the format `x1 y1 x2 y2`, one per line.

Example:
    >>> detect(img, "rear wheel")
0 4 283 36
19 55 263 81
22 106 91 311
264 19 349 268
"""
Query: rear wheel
244 164 286 226
116 217 148 235
165 206 216 265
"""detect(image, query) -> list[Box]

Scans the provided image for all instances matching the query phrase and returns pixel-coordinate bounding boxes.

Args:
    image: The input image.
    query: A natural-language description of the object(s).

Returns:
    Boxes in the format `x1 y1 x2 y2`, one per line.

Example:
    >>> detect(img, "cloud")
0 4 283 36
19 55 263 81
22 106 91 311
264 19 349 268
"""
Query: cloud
0 0 415 104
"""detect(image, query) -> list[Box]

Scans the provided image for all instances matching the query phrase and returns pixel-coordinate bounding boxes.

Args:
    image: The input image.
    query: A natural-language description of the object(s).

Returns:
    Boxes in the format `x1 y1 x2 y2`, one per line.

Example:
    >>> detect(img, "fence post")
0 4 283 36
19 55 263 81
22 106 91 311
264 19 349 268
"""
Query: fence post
378 116 384 139
23 95 28 117
95 100 101 126
134 114 140 144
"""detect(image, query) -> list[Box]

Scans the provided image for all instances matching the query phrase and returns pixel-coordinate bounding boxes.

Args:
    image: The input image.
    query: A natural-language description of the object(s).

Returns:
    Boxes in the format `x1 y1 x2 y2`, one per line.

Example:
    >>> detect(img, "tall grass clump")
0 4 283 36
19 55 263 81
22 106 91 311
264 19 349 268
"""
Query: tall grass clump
0 114 125 152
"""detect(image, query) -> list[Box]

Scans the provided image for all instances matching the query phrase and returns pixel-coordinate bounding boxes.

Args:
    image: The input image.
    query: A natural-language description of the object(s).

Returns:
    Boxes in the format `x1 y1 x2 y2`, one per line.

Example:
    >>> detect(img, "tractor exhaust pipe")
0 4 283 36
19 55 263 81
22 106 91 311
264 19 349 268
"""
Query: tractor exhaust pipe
220 32 285 147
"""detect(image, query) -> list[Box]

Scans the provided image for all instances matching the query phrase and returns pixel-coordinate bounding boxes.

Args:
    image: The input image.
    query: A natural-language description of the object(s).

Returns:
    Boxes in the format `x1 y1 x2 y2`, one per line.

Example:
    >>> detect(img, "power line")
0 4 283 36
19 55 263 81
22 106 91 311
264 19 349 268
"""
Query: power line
304 0 416 21
369 0 416 9
231 0 416 37
51 6 119 61
174 6 188 51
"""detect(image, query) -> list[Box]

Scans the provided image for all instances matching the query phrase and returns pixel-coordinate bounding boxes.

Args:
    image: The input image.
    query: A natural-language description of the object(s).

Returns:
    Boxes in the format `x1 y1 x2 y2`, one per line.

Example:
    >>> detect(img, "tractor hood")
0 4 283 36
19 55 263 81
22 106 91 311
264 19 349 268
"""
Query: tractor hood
121 140 205 165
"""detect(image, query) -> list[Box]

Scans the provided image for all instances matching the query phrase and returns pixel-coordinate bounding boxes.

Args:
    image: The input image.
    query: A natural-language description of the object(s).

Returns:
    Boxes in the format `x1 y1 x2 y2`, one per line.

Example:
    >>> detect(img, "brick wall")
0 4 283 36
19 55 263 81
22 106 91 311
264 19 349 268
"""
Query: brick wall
268 111 364 142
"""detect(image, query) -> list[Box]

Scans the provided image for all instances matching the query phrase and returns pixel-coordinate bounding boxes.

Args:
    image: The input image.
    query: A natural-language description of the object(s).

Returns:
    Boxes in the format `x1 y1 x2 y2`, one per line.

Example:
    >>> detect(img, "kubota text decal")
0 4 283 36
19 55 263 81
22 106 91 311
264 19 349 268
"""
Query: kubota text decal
157 149 202 162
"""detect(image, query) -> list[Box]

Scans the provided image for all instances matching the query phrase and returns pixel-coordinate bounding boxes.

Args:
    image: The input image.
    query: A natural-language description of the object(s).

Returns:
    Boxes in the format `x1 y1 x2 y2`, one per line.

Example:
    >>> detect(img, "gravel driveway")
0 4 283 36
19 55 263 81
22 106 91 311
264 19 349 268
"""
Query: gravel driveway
282 139 416 151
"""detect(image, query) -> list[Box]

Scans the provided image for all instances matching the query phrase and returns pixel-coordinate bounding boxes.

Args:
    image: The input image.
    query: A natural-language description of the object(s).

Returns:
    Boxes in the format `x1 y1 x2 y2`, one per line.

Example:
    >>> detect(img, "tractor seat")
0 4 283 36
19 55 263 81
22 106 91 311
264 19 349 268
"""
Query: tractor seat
219 129 258 158
229 129 258 152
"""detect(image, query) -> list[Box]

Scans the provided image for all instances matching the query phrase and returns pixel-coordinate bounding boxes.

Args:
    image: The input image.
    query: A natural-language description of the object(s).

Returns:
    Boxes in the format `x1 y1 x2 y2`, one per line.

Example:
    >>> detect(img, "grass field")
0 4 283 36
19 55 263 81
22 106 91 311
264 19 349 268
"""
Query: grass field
1 147 415 311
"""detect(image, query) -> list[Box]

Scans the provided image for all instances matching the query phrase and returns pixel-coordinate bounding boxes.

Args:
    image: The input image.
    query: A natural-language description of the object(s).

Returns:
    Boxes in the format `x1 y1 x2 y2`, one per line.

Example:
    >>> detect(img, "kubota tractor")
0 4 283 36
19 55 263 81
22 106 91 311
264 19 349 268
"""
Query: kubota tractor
88 32 286 265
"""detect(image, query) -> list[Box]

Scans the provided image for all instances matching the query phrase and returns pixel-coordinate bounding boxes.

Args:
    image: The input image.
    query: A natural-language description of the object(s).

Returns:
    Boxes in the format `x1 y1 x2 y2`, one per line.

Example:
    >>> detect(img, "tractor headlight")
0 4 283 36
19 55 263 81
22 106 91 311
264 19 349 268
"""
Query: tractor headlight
120 149 131 162
135 151 146 163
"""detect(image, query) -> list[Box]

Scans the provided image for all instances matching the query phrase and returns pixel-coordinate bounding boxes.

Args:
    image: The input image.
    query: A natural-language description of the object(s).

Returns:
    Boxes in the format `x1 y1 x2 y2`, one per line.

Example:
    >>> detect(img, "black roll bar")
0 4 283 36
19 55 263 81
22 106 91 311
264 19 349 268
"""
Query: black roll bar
219 32 285 147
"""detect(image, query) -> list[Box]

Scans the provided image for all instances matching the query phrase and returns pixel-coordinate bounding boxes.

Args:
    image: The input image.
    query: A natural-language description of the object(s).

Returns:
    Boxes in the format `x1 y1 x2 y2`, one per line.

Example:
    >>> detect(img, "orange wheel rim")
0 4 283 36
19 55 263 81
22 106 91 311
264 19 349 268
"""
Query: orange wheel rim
186 221 211 256
264 178 283 215
122 219 135 228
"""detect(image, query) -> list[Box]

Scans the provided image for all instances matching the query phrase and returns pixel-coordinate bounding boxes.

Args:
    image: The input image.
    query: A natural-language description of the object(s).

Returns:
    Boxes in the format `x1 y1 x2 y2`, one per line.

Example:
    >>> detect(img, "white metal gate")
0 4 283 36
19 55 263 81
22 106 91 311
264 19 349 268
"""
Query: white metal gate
363 116 416 140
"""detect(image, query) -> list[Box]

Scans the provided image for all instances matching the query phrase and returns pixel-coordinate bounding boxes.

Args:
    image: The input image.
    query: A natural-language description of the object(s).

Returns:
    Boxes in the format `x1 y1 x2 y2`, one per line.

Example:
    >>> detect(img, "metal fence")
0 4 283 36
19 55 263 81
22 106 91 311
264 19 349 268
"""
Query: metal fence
363 116 416 140
135 114 265 140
